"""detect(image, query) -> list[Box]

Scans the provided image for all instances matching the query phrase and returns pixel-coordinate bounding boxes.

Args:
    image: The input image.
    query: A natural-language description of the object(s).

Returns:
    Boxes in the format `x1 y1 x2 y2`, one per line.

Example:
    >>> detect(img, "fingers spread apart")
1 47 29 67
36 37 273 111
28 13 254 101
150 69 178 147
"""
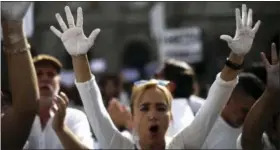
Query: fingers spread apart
50 6 84 37
236 4 261 33
261 43 279 68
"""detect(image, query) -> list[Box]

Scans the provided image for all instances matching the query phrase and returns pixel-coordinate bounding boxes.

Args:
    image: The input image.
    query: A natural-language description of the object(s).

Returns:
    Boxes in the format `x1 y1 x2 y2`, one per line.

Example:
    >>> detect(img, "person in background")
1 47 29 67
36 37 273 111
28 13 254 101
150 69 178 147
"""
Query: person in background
98 73 132 139
1 2 39 149
202 72 265 149
50 4 260 149
98 73 130 108
25 54 95 149
154 59 205 137
237 43 280 150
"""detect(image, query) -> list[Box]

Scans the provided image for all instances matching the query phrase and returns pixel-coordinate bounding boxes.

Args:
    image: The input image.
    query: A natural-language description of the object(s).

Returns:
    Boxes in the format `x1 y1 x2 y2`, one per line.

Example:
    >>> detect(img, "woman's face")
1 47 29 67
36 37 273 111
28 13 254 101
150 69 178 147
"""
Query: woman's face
132 86 171 145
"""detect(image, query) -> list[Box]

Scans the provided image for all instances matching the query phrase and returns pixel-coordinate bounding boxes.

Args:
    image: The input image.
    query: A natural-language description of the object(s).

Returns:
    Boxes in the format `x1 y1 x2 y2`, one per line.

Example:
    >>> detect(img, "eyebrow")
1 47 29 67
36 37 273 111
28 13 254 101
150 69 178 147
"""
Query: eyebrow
140 103 150 107
139 102 167 107
156 103 167 107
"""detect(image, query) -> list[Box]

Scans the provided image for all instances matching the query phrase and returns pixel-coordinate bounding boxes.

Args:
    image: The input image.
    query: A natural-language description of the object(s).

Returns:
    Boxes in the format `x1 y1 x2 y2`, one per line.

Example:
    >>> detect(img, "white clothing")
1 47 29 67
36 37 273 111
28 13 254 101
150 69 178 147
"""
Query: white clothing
236 133 276 150
121 130 134 141
124 96 205 138
166 98 195 137
189 95 205 115
75 72 238 149
202 116 242 149
119 91 130 108
25 108 94 149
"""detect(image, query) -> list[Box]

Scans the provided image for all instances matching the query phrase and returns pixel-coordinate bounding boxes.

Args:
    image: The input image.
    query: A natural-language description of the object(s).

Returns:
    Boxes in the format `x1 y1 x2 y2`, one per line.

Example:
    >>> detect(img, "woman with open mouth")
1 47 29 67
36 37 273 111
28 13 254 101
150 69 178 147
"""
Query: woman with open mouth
50 3 261 149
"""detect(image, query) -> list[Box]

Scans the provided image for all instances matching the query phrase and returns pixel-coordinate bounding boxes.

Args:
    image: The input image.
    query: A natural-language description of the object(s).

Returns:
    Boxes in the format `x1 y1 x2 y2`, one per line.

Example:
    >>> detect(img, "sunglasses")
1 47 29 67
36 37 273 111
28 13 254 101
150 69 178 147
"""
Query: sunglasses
134 79 170 87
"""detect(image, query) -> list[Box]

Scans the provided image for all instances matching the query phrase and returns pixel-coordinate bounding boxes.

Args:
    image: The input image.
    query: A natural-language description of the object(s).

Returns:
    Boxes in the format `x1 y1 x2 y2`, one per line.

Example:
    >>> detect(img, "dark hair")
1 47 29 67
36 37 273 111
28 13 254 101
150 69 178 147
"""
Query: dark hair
99 74 121 90
98 73 122 108
235 73 265 100
1 90 12 107
243 63 267 84
122 38 151 69
157 59 195 98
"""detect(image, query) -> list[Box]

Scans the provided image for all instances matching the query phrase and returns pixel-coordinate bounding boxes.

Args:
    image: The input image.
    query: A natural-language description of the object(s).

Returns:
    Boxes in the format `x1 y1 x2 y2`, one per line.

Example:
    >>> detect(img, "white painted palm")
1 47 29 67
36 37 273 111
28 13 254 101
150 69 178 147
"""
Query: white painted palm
50 6 100 56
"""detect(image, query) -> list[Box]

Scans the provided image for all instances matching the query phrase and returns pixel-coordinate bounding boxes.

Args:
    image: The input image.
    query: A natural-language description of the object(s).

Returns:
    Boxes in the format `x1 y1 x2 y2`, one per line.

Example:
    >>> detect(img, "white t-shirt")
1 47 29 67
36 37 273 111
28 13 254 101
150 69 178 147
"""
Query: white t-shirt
24 108 94 149
75 72 238 149
202 116 242 149
236 133 276 150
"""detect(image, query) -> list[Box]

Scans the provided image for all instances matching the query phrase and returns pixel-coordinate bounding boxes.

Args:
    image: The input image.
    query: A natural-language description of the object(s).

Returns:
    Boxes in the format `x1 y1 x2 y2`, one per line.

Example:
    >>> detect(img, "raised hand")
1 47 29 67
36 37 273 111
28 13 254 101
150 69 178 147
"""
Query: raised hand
1 2 31 21
107 98 133 129
51 92 69 131
220 4 261 56
50 6 100 56
261 43 280 92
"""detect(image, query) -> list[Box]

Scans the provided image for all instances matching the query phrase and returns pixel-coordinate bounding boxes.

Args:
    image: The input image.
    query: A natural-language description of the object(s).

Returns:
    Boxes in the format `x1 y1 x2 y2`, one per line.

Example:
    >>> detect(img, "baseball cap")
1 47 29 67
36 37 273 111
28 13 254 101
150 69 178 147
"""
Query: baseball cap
33 54 63 73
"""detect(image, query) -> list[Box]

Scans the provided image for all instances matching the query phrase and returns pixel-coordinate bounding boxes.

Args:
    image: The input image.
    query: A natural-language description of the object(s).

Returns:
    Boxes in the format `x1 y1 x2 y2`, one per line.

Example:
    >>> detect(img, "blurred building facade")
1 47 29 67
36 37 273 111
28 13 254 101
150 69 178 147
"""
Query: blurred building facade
2 2 280 92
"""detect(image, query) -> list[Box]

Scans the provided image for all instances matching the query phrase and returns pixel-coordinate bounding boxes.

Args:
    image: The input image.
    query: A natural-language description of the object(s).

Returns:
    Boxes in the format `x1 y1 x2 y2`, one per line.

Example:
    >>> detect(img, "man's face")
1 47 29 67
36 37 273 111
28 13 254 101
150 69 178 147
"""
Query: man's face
35 62 60 98
224 90 256 128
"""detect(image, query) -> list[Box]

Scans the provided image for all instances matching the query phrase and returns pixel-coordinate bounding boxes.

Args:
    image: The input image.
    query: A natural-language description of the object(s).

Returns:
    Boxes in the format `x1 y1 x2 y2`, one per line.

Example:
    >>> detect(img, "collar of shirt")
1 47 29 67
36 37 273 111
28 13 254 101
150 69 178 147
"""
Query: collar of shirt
134 136 172 149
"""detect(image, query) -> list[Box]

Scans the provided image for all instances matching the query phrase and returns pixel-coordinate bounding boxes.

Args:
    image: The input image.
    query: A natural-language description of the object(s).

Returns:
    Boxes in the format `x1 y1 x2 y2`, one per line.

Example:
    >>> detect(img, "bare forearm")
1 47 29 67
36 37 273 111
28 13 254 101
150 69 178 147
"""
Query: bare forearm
55 126 90 150
1 109 36 149
72 55 92 83
3 22 39 112
220 52 244 81
241 90 279 150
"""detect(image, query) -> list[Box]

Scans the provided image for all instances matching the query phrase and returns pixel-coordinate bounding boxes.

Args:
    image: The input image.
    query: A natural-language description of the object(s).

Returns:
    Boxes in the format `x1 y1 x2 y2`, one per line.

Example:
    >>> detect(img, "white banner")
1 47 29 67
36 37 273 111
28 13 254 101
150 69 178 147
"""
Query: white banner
158 27 203 64
149 3 203 64
149 2 165 39
1 3 34 39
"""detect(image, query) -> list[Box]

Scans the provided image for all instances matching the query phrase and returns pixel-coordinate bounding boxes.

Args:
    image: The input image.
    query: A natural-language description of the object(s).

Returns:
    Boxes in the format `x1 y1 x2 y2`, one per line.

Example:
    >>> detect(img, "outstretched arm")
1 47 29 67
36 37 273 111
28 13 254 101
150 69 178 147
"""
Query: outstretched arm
50 6 132 149
240 43 280 150
169 4 261 149
1 2 39 149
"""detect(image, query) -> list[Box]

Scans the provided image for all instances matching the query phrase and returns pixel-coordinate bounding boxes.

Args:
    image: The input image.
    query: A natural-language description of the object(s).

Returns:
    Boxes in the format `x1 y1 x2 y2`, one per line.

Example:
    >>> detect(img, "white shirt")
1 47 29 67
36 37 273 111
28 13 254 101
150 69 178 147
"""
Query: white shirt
122 96 204 139
189 95 205 115
75 72 238 149
25 108 94 149
166 98 195 137
202 116 242 149
236 133 276 150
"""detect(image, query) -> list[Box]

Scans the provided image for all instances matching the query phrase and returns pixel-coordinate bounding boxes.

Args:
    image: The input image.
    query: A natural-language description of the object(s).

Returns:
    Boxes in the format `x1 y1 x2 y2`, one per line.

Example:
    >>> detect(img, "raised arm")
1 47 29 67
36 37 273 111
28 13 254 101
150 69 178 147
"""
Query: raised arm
239 43 280 150
169 4 261 149
1 2 39 149
50 6 131 148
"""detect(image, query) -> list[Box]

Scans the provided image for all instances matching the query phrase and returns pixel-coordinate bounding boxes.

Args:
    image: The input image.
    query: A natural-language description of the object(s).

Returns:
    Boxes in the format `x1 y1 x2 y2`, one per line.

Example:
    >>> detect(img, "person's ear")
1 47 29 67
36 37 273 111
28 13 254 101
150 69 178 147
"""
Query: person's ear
166 81 176 93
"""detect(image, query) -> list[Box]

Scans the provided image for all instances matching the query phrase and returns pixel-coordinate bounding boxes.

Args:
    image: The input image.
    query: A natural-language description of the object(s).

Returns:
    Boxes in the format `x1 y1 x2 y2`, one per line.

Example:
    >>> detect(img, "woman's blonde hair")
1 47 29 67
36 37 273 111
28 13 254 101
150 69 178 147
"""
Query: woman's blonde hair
130 79 173 114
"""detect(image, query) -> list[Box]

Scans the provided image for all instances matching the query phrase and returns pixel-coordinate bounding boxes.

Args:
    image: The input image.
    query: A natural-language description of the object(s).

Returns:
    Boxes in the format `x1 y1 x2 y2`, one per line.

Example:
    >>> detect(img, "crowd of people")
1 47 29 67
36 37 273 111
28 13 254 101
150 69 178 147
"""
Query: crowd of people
1 2 279 150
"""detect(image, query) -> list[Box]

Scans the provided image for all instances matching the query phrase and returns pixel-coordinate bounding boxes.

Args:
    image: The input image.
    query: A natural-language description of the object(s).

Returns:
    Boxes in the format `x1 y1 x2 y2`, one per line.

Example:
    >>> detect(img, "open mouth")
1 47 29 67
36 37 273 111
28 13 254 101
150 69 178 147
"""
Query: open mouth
40 85 51 91
149 125 159 133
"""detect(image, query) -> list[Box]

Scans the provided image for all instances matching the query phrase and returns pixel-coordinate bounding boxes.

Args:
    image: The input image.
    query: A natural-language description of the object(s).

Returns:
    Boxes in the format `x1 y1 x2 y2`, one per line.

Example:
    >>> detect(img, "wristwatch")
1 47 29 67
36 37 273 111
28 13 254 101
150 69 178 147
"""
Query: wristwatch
225 57 244 70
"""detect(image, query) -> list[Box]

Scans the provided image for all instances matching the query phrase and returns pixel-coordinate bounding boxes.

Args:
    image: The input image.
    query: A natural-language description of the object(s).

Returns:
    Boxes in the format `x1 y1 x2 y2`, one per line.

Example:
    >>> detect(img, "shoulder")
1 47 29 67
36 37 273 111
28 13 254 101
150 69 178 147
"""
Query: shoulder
189 95 204 108
65 107 88 121
66 107 86 115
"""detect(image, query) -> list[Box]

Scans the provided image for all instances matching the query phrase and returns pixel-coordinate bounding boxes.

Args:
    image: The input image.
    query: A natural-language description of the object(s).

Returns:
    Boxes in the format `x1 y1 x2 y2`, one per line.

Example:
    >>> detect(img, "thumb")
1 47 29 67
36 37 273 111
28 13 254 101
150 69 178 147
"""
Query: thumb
88 28 101 45
220 35 233 44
